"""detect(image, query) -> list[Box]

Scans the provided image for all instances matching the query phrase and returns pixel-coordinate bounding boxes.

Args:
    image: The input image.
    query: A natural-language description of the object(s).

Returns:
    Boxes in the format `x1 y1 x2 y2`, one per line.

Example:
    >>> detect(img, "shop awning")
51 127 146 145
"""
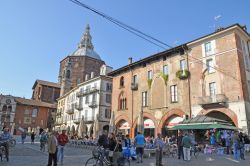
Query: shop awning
170 123 238 130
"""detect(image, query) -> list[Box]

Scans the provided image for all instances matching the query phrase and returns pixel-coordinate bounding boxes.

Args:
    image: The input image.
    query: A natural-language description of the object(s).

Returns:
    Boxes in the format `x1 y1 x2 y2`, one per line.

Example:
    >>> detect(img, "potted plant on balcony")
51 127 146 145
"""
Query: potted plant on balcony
160 73 169 85
147 79 152 88
176 69 190 80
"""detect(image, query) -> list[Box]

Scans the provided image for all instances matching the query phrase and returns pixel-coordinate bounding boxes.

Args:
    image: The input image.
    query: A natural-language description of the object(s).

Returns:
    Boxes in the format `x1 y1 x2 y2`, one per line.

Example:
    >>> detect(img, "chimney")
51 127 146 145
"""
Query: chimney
128 57 133 64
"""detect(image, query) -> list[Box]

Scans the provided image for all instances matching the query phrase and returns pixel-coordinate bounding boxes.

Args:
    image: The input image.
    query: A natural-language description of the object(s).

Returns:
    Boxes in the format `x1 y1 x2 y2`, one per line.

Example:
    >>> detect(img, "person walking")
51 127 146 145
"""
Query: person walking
182 132 192 161
134 132 145 163
108 133 116 163
232 131 240 160
154 133 164 166
239 132 245 160
113 136 123 166
40 130 48 152
225 132 231 155
177 131 184 160
57 130 69 165
21 131 26 144
31 132 35 144
47 131 58 166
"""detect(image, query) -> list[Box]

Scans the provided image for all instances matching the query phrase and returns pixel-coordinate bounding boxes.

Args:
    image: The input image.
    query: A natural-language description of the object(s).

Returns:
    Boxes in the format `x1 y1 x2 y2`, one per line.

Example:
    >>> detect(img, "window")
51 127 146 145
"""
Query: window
77 78 81 85
32 109 38 118
105 109 110 118
163 65 168 75
248 81 250 98
106 94 111 103
119 98 127 110
92 93 97 102
106 83 112 91
241 39 250 70
86 85 91 92
206 59 215 73
142 91 148 107
66 70 71 79
85 95 89 104
180 59 186 70
120 76 124 87
148 70 153 80
209 82 216 96
205 42 212 54
170 85 178 102
133 75 138 84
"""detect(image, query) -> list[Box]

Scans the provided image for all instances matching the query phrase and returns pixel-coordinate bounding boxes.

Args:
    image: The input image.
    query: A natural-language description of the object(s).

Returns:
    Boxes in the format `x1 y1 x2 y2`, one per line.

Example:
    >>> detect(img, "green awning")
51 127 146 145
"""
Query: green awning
171 123 238 130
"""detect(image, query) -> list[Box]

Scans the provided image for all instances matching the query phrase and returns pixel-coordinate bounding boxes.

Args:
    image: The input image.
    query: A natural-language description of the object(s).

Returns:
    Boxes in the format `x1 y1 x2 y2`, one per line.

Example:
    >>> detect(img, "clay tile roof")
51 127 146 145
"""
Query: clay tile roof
32 79 60 89
14 97 57 108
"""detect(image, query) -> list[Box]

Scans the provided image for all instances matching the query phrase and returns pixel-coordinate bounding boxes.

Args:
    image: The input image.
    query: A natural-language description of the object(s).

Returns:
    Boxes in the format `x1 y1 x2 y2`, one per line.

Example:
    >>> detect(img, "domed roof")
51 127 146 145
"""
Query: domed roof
73 47 101 60
71 24 102 60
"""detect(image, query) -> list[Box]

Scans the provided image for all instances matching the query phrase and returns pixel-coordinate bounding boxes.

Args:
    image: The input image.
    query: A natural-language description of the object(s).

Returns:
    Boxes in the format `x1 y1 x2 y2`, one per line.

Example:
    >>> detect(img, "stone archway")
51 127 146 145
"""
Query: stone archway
158 109 186 131
199 108 238 127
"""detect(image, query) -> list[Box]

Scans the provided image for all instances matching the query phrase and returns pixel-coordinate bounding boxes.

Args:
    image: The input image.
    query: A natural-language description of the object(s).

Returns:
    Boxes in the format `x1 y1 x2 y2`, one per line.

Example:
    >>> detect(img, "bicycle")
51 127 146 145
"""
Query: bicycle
85 146 112 166
0 140 9 162
190 145 201 158
85 146 130 166
9 138 16 147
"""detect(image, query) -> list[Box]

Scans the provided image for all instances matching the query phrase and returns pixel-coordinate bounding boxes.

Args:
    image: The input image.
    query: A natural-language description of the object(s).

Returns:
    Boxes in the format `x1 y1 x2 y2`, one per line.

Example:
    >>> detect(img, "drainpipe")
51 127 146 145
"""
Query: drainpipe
128 60 134 138
183 45 192 119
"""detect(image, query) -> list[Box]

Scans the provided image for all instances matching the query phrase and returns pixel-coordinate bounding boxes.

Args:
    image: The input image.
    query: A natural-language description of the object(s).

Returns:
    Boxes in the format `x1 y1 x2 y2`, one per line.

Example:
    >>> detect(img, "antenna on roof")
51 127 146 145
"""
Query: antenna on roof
209 14 223 32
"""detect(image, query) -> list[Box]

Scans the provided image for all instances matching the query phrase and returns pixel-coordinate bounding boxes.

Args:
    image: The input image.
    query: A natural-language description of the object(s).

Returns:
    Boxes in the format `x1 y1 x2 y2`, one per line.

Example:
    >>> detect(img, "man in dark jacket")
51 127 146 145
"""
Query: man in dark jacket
177 131 184 160
98 131 109 148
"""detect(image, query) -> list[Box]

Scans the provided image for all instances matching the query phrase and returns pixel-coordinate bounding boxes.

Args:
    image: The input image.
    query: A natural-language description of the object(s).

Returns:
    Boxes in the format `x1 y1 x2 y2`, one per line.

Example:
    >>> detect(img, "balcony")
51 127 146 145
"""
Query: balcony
66 108 74 115
75 103 83 111
77 87 99 97
55 119 63 126
84 116 95 123
73 118 81 124
88 101 98 108
198 94 227 109
131 83 138 90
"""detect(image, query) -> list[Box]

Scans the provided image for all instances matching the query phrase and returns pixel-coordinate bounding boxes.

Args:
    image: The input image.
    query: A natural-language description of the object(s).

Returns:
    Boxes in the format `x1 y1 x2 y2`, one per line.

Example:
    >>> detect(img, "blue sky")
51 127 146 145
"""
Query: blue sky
0 0 249 98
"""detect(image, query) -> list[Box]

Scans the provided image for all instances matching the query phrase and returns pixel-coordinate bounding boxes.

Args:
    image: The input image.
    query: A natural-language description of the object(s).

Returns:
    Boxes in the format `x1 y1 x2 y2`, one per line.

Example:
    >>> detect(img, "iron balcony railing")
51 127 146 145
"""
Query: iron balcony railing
77 87 99 97
131 83 138 90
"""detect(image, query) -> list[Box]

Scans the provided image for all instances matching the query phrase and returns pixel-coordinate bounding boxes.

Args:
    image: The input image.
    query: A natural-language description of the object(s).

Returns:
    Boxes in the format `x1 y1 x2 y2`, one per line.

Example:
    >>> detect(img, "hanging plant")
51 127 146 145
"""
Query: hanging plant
176 69 190 80
160 73 169 85
147 79 152 88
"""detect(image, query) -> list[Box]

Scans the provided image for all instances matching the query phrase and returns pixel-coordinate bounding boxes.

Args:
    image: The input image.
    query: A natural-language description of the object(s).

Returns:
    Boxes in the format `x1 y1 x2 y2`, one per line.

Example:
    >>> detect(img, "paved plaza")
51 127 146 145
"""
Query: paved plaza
0 140 249 166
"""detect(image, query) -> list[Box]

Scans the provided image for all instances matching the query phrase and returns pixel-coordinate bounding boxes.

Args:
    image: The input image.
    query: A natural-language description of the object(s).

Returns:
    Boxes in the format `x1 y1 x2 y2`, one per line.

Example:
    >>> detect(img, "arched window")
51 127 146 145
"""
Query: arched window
118 93 127 110
66 70 71 79
120 76 124 87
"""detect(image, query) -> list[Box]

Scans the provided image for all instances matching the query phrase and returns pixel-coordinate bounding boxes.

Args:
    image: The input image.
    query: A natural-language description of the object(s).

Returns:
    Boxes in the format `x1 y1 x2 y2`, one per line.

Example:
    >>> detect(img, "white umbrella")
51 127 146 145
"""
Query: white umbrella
93 114 99 139
109 111 115 133
137 108 144 134
78 116 86 138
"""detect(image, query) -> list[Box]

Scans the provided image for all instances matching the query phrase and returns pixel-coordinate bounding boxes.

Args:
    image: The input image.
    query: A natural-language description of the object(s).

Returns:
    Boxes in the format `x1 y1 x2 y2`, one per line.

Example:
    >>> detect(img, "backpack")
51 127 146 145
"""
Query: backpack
40 133 47 142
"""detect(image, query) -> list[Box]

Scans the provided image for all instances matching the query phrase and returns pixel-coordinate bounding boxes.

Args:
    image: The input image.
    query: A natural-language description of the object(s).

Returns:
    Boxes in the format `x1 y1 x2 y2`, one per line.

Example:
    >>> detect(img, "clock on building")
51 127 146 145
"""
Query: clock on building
6 99 11 104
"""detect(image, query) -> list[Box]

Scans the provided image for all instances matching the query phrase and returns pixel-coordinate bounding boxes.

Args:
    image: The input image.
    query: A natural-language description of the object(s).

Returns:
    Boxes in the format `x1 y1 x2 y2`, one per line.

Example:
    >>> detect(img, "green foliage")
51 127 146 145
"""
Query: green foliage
176 69 190 79
161 73 169 85
147 79 152 88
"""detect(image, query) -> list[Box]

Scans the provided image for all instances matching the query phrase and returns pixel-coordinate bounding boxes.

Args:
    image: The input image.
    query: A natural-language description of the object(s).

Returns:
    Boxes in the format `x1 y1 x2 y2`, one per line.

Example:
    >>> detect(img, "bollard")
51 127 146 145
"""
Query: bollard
156 148 160 166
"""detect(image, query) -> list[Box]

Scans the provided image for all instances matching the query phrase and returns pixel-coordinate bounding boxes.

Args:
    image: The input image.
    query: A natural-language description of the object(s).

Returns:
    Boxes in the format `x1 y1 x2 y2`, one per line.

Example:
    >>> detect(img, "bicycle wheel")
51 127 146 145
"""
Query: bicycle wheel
85 157 98 166
194 150 199 158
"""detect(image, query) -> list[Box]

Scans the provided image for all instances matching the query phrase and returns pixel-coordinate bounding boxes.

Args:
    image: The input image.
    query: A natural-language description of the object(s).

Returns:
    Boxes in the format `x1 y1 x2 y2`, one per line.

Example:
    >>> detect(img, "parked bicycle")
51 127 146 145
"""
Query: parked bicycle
190 145 201 158
85 146 130 166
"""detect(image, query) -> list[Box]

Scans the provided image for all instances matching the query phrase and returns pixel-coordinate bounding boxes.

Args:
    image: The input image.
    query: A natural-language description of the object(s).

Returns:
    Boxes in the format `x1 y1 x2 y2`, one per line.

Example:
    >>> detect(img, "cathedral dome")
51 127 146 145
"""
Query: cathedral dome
72 24 101 60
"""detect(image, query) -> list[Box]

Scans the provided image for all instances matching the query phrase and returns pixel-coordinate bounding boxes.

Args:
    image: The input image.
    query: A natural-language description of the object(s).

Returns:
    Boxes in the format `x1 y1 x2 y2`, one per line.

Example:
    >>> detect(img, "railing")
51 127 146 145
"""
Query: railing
198 94 227 107
73 118 81 124
88 101 98 108
75 103 83 111
85 116 95 122
131 83 138 90
66 107 74 115
55 119 63 125
77 87 99 97
56 111 62 116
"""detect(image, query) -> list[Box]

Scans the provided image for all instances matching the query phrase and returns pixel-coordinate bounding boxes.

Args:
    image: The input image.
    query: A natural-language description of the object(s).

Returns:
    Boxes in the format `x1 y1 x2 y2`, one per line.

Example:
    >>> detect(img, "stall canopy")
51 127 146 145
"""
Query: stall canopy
171 115 238 130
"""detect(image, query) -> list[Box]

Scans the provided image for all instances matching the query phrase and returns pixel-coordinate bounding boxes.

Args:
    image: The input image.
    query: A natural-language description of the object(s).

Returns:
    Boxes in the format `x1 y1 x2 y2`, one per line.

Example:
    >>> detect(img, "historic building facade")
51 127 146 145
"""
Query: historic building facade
58 24 105 96
109 24 250 137
32 80 60 104
55 65 112 138
0 95 56 135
